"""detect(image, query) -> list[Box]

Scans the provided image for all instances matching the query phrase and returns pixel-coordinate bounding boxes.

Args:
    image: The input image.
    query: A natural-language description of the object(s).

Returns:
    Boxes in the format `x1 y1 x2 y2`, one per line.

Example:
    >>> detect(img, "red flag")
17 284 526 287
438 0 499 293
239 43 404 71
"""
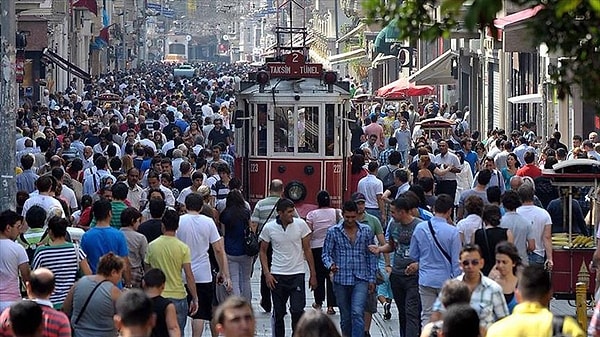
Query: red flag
72 0 98 16
98 26 110 45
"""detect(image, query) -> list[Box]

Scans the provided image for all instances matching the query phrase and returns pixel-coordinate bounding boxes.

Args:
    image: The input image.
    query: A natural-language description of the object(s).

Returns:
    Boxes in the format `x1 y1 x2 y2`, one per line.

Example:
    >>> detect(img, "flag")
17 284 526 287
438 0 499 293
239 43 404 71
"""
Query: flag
98 26 110 45
72 0 98 16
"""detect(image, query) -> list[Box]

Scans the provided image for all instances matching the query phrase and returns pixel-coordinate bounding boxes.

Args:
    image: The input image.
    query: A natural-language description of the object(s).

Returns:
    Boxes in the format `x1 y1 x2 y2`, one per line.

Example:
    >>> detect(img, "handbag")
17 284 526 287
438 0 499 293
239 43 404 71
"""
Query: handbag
244 201 278 256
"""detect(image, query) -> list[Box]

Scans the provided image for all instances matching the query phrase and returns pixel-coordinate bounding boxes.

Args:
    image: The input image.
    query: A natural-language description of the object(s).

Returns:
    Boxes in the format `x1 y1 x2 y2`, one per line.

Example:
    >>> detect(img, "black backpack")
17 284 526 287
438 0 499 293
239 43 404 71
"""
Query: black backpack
382 165 399 190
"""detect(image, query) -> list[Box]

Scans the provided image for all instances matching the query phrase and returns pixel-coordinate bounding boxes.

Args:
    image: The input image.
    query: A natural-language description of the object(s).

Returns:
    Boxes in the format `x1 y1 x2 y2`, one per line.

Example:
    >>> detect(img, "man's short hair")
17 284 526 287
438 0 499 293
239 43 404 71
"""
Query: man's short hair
269 180 284 193
518 265 551 301
342 200 359 213
443 303 480 337
517 183 535 202
476 169 493 185
395 169 409 184
464 195 484 216
9 300 43 336
25 205 46 229
367 161 379 173
115 289 154 327
112 182 128 200
29 268 55 297
185 193 203 212
143 268 166 288
93 198 112 221
440 279 471 307
212 296 254 326
433 194 454 214
486 186 502 204
501 190 522 211
417 176 434 193
388 151 401 165
21 154 34 170
390 196 412 212
148 199 166 219
161 209 180 232
524 151 535 164
460 243 483 258
276 198 295 213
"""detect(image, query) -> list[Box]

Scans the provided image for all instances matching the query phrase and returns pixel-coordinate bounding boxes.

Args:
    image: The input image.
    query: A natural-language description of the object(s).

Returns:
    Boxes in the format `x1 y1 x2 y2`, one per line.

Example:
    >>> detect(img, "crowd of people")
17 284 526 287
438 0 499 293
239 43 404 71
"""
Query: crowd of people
1 57 600 337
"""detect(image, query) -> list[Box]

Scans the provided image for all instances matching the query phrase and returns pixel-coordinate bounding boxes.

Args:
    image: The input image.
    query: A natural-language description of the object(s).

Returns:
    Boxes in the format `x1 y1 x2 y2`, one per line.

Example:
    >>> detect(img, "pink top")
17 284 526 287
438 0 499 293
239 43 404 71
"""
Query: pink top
306 208 342 249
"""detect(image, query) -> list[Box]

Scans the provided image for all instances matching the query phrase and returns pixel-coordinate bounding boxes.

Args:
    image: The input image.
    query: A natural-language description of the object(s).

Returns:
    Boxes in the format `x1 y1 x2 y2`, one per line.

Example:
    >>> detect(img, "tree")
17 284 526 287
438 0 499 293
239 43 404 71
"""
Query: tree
362 0 600 101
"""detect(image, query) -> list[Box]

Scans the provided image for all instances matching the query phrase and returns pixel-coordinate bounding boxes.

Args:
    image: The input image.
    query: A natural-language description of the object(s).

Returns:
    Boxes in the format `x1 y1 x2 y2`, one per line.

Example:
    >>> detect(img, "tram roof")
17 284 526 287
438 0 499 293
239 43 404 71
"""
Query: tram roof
239 77 351 96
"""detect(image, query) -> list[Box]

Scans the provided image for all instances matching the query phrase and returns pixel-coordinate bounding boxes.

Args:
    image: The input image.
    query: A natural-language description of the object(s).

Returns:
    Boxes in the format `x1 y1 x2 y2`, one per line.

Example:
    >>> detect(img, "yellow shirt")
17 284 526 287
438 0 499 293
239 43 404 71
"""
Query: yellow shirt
487 302 585 337
145 235 191 299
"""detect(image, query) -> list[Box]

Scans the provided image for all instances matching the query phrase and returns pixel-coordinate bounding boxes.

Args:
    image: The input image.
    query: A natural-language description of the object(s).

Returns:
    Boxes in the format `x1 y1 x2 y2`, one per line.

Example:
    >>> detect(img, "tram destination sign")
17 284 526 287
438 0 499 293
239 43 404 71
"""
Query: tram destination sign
267 52 323 78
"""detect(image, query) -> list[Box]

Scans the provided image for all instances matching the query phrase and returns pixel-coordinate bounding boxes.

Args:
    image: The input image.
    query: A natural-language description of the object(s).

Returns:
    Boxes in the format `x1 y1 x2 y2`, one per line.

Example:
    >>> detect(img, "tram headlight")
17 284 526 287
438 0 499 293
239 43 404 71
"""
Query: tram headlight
285 181 307 202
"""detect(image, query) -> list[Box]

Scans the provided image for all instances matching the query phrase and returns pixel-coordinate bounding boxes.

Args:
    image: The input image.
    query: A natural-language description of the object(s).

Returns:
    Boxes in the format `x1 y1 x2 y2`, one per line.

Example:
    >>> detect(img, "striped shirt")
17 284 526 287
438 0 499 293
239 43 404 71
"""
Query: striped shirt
0 302 71 337
32 243 86 307
251 196 280 231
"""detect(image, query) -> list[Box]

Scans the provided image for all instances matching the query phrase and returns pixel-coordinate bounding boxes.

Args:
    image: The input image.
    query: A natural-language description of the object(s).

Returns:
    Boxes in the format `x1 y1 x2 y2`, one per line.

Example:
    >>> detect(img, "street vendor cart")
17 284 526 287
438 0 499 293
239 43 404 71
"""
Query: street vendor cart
543 159 600 299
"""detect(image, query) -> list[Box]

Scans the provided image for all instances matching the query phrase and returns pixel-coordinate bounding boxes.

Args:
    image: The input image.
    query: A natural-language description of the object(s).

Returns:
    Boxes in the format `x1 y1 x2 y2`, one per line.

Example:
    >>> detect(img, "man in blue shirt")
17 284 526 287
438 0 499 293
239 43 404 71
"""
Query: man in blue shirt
322 201 377 337
409 194 461 327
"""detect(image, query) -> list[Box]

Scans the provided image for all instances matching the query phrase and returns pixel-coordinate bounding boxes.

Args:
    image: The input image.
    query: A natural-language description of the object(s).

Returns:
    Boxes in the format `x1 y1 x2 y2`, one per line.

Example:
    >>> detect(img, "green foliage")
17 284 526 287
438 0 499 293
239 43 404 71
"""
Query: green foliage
361 0 600 100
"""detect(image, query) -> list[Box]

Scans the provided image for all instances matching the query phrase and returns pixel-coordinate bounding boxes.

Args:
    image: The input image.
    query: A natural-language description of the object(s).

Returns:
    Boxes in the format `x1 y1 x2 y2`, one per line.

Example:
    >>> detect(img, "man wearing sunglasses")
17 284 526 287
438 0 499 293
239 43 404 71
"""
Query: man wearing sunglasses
430 244 509 334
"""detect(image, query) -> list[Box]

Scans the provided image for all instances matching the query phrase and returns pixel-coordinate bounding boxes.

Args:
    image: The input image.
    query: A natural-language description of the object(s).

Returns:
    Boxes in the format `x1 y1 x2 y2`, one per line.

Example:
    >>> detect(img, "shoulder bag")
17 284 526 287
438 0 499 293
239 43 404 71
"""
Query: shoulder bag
73 279 109 325
428 220 452 264
245 201 278 256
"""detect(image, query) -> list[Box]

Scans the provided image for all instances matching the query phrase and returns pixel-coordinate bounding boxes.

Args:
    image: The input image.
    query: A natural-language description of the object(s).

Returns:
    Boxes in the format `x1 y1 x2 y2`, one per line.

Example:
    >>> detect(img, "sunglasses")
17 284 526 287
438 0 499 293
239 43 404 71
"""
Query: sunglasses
461 259 480 266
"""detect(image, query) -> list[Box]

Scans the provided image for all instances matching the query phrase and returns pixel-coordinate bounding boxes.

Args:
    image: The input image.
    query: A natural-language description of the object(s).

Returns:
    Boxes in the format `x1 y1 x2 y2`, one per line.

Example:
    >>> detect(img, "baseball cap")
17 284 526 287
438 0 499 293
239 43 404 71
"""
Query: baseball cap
351 192 366 203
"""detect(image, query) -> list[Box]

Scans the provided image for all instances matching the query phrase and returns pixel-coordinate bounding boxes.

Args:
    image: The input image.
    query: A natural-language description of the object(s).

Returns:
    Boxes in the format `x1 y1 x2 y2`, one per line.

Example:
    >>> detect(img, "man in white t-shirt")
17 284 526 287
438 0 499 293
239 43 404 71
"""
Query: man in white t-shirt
516 184 553 269
259 198 317 337
176 193 231 337
0 210 30 312
21 176 66 228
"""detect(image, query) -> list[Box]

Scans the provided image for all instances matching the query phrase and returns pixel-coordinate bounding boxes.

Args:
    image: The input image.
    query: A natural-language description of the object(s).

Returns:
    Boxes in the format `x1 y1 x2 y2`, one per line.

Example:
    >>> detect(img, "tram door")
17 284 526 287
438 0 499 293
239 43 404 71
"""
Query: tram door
241 101 348 210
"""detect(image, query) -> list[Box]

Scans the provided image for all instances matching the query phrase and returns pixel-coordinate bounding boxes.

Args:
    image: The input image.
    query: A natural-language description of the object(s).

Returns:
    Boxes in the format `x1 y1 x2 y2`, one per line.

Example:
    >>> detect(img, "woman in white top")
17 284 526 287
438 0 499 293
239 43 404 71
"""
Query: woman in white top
456 195 484 245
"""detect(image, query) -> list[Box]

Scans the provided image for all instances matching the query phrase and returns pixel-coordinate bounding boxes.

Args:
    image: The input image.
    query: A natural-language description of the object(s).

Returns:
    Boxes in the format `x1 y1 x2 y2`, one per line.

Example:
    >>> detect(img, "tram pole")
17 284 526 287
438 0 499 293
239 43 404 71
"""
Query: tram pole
0 0 18 211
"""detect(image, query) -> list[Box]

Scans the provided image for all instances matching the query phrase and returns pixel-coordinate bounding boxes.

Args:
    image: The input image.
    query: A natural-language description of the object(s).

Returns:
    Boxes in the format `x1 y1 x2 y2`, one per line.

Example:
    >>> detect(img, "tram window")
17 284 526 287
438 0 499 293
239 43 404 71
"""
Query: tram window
274 106 294 152
298 107 319 153
257 104 267 156
325 104 335 156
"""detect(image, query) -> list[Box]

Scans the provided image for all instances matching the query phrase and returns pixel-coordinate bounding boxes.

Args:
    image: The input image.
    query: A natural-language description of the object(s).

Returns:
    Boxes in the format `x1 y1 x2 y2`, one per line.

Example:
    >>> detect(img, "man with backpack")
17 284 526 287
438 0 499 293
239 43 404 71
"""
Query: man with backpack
17 206 49 264
487 265 585 337
376 150 402 192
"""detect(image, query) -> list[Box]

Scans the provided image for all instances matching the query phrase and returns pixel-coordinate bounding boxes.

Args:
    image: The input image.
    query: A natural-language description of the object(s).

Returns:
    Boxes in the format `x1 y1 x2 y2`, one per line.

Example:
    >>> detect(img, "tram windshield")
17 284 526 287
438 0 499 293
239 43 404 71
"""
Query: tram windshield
248 102 346 157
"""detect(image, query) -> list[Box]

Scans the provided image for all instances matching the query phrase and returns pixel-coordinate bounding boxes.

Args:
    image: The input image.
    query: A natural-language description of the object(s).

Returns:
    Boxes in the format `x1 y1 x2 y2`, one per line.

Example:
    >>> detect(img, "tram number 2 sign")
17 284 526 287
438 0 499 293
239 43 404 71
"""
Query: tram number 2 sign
267 52 323 79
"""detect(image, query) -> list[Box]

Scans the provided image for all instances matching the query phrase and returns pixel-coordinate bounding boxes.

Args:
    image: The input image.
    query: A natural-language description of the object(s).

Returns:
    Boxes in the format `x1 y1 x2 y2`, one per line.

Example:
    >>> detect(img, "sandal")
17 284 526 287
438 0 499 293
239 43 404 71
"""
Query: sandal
312 303 322 311
327 307 336 315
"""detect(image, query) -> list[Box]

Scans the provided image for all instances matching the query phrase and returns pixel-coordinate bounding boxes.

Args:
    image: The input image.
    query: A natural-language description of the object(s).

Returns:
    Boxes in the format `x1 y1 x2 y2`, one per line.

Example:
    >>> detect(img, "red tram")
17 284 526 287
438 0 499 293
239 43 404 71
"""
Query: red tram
234 53 352 216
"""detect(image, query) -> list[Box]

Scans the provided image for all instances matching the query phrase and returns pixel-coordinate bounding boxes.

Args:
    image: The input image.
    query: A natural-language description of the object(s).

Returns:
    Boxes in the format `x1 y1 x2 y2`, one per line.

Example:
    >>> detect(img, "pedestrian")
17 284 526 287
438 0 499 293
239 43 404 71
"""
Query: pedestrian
0 268 71 337
369 196 421 337
487 265 585 337
306 190 341 314
409 194 461 327
114 289 155 337
0 210 30 312
442 303 480 337
144 209 198 335
293 309 342 337
259 198 317 337
176 193 231 337
213 296 255 337
142 269 181 337
119 207 148 288
322 200 377 337
472 205 513 276
63 253 124 337
5 301 44 337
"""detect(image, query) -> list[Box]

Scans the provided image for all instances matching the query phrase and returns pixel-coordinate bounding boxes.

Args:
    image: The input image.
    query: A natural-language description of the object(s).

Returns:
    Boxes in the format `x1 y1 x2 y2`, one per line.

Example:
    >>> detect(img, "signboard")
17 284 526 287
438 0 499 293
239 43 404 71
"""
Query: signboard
266 52 323 78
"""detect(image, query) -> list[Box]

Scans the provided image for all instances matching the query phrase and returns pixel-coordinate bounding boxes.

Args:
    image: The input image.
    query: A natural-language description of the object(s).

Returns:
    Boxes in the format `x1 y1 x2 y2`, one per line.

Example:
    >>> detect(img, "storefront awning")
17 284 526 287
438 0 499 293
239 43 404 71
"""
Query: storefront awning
508 93 542 104
374 19 401 55
409 49 458 85
492 5 543 52
337 23 366 44
328 49 366 65
42 48 92 82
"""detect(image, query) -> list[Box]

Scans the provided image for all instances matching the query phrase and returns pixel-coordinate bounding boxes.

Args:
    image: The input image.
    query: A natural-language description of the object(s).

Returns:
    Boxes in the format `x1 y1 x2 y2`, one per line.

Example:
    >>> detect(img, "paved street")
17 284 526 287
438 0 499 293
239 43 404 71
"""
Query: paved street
182 261 590 336
184 262 400 337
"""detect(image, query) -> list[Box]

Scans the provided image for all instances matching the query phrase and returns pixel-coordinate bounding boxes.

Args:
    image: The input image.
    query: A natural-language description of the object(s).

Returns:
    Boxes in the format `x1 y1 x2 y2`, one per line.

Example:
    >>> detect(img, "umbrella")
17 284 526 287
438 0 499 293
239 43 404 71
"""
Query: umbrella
376 78 434 99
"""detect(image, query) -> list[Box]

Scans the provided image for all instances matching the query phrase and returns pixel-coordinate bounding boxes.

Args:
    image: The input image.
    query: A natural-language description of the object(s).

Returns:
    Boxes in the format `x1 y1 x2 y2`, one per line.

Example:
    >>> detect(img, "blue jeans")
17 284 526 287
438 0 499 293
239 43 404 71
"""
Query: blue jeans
168 297 188 337
528 252 545 267
390 273 421 337
333 281 369 337
271 273 306 337
227 254 253 301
